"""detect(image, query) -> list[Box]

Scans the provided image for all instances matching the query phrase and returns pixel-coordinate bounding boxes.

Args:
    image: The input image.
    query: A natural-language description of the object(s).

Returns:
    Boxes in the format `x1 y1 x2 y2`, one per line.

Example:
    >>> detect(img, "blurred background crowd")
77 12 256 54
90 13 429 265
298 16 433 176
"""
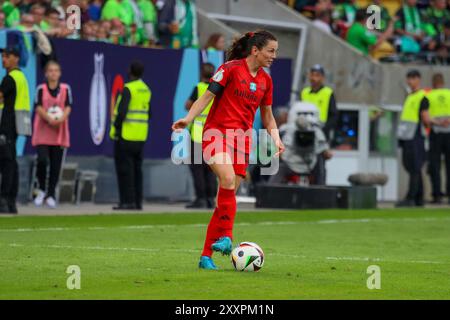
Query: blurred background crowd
279 0 450 64
0 0 227 50
1 0 449 64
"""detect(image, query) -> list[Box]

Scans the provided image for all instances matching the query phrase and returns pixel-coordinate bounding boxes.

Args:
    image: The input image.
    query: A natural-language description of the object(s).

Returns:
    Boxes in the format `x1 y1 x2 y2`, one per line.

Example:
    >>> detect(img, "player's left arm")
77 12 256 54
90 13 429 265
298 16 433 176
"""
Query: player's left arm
261 105 285 157
60 85 73 123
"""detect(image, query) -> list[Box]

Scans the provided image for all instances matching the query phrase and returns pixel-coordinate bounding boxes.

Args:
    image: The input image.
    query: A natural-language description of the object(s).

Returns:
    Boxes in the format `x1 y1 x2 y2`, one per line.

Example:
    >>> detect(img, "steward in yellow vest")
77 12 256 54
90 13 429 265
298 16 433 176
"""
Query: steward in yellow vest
0 46 31 214
110 80 152 142
395 70 431 208
426 73 450 204
300 64 338 140
110 61 151 211
185 62 217 209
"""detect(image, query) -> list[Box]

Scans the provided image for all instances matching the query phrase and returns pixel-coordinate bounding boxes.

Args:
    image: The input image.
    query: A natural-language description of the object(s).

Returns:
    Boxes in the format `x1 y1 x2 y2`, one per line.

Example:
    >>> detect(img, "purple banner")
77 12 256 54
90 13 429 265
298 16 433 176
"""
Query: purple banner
26 39 292 159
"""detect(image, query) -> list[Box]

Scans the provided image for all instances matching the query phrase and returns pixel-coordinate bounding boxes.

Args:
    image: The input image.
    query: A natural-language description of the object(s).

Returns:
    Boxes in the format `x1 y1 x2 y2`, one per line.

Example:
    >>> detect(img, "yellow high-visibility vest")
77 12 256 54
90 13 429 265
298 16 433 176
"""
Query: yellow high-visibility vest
428 88 450 133
397 89 426 140
301 86 333 124
190 82 213 143
427 88 450 118
110 79 152 141
0 69 31 136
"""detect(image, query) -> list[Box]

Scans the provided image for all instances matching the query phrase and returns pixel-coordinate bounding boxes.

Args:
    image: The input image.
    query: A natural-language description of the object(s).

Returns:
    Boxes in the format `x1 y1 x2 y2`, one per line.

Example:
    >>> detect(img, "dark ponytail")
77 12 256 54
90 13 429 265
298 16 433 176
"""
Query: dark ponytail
227 30 277 61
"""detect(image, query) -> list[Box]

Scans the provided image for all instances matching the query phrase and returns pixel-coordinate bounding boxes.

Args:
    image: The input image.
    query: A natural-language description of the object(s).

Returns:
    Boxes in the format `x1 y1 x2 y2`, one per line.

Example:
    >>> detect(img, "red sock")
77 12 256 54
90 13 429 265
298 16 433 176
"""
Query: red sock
201 188 236 257
201 207 220 257
215 187 236 239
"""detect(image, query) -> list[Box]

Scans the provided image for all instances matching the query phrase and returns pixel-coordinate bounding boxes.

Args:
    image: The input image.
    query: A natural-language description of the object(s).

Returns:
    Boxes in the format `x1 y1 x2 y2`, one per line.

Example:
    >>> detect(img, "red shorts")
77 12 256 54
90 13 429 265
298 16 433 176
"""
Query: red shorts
202 135 249 178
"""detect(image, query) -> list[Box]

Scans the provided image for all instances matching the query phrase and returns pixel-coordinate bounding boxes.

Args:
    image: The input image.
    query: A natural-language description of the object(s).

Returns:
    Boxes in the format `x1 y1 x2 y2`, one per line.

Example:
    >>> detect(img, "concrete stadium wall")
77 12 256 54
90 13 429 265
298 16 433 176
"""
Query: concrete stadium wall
197 7 238 49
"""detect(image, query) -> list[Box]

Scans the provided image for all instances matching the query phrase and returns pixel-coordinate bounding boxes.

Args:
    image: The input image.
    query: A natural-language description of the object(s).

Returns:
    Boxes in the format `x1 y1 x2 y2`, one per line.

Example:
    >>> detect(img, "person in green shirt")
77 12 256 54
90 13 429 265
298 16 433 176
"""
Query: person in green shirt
101 0 134 26
421 0 450 37
137 0 158 43
333 0 358 25
346 9 395 56
171 0 198 49
394 0 430 53
159 0 198 49
2 0 21 28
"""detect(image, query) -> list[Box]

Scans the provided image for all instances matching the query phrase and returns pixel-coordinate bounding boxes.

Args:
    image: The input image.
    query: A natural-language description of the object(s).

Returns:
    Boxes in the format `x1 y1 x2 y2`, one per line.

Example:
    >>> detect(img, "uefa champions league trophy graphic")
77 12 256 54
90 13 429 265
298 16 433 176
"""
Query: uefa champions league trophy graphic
89 53 107 145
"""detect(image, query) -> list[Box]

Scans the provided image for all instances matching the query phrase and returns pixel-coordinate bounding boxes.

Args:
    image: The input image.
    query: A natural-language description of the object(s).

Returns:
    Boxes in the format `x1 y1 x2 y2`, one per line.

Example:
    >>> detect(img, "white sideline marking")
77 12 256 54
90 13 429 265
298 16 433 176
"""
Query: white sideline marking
1 217 450 233
7 243 198 254
6 243 449 265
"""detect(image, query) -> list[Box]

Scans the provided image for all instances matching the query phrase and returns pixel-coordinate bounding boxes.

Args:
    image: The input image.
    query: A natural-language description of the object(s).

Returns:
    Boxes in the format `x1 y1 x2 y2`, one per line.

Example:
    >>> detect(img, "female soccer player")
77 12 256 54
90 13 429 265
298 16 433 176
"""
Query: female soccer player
172 30 285 270
32 61 72 209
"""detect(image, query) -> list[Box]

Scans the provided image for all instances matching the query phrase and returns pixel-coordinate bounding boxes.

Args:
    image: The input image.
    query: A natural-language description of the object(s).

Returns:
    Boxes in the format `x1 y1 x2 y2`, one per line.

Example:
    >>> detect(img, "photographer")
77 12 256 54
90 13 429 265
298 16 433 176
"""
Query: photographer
269 102 332 184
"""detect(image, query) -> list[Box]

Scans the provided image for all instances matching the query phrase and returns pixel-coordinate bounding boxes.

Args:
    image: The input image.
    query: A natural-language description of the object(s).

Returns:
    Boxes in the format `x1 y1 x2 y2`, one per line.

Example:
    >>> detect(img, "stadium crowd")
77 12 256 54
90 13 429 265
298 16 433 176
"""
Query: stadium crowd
279 0 450 64
0 0 219 49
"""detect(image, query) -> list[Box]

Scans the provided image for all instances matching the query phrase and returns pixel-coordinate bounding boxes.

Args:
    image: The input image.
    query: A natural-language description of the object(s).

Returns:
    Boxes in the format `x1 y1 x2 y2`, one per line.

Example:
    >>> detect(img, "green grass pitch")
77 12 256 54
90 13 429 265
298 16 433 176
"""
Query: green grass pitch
1 208 450 299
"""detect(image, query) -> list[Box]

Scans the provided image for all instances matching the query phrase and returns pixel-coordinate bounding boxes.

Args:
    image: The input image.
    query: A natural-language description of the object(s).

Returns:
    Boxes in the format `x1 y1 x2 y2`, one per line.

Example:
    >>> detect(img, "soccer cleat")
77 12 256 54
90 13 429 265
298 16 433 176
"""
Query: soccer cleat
212 237 232 256
198 256 218 270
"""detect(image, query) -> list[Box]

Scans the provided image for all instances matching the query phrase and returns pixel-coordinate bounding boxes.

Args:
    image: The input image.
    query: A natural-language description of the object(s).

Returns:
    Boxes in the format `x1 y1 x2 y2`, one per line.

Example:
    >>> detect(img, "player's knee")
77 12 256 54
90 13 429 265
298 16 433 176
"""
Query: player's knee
220 172 236 189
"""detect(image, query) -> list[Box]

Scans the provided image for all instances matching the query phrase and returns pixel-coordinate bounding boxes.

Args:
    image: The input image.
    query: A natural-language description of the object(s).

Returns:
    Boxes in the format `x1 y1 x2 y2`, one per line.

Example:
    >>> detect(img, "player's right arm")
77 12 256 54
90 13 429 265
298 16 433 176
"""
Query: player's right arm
172 64 229 131
172 90 216 131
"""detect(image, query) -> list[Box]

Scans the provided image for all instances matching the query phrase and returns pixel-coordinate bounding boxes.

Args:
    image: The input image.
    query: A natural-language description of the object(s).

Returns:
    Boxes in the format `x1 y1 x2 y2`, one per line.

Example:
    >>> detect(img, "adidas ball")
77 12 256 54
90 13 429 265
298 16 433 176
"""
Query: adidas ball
231 242 264 272
47 106 64 121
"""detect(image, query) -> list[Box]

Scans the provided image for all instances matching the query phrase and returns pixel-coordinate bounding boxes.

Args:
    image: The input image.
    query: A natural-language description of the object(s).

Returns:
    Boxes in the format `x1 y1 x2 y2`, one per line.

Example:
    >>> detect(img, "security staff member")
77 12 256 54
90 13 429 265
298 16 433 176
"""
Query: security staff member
427 73 450 204
110 61 151 210
300 64 338 185
0 46 31 214
185 63 217 209
396 70 431 208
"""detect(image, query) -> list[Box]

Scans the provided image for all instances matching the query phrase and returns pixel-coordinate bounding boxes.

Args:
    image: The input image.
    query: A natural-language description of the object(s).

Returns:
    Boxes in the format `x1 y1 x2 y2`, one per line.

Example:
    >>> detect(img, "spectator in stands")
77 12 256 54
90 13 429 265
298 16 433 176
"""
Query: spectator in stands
30 4 47 30
81 20 97 40
293 0 317 18
316 0 334 14
2 0 21 27
17 13 35 32
0 12 5 29
368 0 392 32
332 0 359 37
346 9 395 56
138 0 158 44
158 0 198 49
313 9 333 34
32 61 72 209
204 33 226 51
422 0 450 40
88 0 103 21
42 8 64 37
102 0 134 27
96 23 111 42
394 0 432 54
109 17 126 44
435 20 450 63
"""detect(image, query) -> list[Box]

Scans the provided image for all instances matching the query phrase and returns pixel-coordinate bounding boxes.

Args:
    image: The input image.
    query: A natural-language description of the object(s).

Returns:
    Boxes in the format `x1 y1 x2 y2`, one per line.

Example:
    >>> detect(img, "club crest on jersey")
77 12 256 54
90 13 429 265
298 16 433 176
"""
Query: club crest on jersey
213 69 224 82
250 82 257 92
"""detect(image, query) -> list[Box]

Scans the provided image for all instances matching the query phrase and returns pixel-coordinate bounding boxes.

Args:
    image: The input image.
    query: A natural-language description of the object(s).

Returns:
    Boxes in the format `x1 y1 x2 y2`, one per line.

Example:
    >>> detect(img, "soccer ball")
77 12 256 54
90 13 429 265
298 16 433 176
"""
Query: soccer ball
47 106 64 121
231 242 264 272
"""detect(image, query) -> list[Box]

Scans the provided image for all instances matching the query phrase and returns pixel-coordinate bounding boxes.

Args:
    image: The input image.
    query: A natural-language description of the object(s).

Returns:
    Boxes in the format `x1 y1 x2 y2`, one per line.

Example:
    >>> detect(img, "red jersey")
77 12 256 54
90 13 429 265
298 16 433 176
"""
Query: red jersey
203 59 273 153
